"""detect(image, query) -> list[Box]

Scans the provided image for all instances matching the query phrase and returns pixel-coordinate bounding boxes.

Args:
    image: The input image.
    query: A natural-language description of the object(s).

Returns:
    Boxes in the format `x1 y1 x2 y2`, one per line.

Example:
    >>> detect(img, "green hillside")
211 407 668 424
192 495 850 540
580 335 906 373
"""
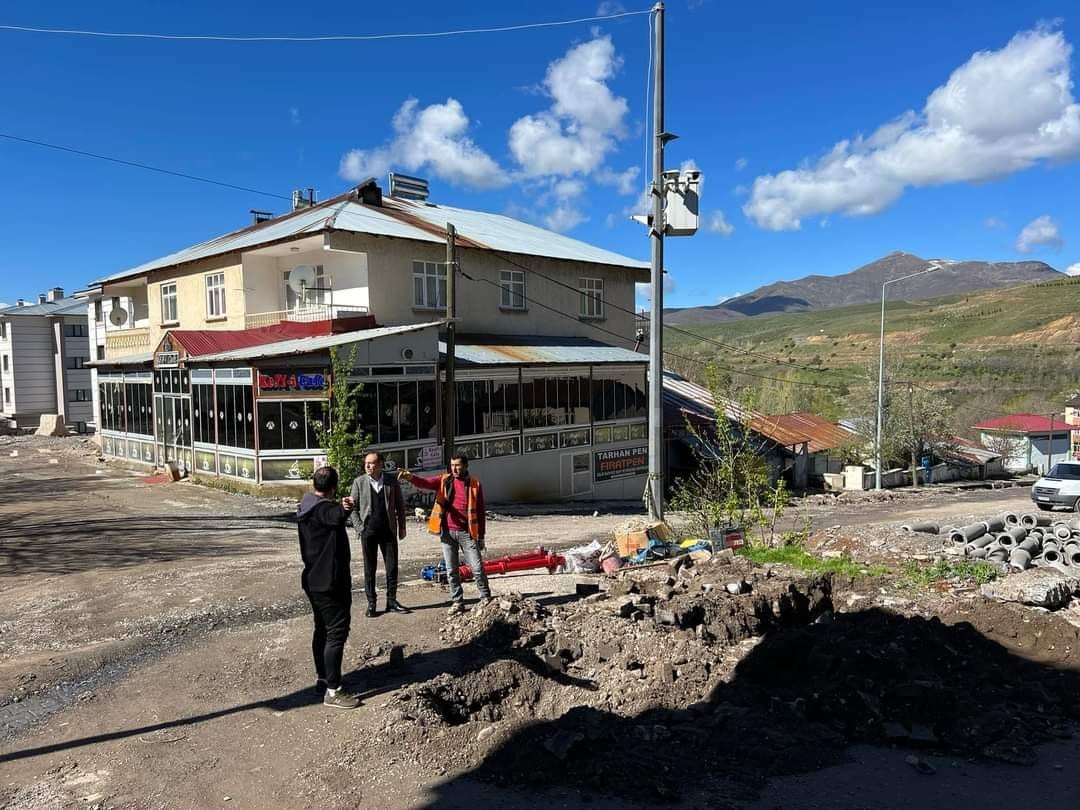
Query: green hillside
664 274 1080 432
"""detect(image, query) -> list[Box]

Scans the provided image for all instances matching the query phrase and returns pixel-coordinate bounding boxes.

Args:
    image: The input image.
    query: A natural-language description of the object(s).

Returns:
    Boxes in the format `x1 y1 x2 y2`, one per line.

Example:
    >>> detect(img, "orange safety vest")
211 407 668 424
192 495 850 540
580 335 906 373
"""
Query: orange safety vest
427 474 482 539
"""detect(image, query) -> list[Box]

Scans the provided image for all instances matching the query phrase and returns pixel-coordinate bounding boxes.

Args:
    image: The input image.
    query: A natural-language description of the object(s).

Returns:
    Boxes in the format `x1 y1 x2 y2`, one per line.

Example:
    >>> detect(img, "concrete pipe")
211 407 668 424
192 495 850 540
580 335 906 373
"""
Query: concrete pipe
1003 512 1020 527
1043 541 1060 554
957 523 988 542
1018 537 1042 555
1009 548 1033 571
949 530 969 545
1068 548 1080 567
901 521 940 534
997 528 1026 548
966 545 989 559
1042 548 1063 565
969 534 996 549
1067 517 1080 532
1053 524 1072 541
1020 513 1053 529
1006 526 1028 543
982 517 1006 534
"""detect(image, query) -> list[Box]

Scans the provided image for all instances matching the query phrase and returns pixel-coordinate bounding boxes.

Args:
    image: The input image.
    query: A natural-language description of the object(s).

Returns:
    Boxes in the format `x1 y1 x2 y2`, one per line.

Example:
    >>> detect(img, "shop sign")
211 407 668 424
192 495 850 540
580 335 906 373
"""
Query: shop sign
257 370 330 393
155 351 180 368
594 445 648 481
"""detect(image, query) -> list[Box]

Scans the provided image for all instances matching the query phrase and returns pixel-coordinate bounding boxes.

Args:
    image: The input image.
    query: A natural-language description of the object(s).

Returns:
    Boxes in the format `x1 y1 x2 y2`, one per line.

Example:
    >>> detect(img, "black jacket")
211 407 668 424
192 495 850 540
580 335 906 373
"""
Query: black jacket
297 493 352 592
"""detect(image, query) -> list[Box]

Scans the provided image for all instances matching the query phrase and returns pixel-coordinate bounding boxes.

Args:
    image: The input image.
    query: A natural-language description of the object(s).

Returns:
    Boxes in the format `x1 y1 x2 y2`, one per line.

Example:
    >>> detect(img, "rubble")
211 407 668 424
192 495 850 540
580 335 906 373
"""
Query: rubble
981 568 1075 609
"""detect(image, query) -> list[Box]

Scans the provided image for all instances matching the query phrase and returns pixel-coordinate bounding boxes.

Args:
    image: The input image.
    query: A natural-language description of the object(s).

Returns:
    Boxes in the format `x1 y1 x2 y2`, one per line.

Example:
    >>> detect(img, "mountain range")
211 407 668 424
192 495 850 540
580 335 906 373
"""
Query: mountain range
664 252 1062 324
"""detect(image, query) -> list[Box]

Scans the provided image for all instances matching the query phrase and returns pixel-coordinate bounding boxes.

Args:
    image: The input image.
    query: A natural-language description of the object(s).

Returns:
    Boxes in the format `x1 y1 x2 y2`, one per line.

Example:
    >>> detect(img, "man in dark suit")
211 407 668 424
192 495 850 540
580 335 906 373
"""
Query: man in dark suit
350 450 408 617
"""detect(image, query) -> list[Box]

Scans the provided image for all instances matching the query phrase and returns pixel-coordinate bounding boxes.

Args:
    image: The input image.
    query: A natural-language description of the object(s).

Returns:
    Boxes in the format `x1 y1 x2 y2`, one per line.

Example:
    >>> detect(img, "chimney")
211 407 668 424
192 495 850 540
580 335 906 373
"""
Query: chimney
307 188 316 206
291 189 313 211
352 178 382 207
47 287 64 302
250 209 273 224
38 293 47 304
16 299 25 307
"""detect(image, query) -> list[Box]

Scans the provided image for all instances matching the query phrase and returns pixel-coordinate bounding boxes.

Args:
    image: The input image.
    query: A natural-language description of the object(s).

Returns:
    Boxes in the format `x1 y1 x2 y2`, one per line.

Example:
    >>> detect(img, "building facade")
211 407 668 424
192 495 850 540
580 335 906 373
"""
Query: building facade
974 413 1072 474
85 180 650 502
0 289 92 432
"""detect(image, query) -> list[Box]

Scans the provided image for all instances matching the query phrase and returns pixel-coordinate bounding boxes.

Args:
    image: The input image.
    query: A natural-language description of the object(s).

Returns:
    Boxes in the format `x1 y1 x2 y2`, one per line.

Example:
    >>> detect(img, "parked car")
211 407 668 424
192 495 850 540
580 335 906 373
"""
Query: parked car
1031 462 1080 511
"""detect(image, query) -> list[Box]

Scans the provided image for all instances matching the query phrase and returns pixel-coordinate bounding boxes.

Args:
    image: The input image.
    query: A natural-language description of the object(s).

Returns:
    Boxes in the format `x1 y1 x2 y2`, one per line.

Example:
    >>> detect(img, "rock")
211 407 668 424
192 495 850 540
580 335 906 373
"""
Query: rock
542 654 567 674
595 641 620 662
904 755 936 775
543 730 584 760
980 568 1072 610
725 582 741 595
688 549 713 564
714 549 735 565
477 725 497 743
36 414 66 437
655 608 677 626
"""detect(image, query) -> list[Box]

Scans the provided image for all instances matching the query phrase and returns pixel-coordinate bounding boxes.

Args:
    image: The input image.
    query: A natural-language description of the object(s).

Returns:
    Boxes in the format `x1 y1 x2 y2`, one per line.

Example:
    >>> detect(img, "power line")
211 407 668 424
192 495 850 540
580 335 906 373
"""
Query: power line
460 268 848 391
0 10 651 42
0 133 291 201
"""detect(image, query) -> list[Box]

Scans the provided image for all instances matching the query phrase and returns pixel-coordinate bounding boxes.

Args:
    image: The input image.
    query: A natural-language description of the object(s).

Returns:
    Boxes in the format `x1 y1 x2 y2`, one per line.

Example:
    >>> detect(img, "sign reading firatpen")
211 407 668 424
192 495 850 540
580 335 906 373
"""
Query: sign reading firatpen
594 446 648 481
257 371 330 393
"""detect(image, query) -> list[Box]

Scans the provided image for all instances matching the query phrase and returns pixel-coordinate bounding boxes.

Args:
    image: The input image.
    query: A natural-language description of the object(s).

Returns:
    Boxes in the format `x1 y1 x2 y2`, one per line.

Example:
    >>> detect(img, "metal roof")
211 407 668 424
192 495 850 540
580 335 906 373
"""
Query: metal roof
662 372 758 425
190 321 442 363
93 190 649 286
169 316 376 358
972 413 1070 433
749 411 856 454
942 436 1003 465
445 337 646 366
0 297 87 317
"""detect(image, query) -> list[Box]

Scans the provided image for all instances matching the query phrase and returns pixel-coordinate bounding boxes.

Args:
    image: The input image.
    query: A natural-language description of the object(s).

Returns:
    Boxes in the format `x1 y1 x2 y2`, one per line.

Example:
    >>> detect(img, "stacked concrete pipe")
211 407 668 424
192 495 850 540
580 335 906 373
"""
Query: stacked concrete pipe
930 512 1080 574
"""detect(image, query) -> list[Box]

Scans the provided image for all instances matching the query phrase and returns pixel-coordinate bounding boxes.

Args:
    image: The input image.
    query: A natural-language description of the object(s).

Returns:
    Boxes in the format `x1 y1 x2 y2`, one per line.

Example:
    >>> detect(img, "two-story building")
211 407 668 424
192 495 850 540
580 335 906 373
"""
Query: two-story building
85 179 651 502
0 289 92 432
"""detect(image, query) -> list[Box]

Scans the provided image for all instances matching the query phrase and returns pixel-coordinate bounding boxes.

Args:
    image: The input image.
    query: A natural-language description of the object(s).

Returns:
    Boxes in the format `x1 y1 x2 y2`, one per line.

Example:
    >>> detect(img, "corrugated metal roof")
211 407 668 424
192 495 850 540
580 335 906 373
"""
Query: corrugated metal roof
662 373 758 425
972 413 1069 433
169 316 376 358
190 321 442 363
943 436 1003 465
749 412 856 454
445 337 646 366
0 297 87 317
93 191 648 286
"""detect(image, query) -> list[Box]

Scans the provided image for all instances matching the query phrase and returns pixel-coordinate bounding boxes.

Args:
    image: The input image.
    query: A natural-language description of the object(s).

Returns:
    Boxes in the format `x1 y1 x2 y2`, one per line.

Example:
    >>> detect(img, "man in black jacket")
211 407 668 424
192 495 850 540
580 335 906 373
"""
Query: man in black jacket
350 451 409 617
297 466 360 710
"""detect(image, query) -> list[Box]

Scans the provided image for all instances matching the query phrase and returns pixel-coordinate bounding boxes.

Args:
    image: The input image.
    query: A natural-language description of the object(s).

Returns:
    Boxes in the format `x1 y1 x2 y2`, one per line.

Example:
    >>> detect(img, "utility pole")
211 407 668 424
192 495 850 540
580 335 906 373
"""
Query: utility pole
1049 411 1055 473
443 224 457 470
907 382 919 487
647 1 666 521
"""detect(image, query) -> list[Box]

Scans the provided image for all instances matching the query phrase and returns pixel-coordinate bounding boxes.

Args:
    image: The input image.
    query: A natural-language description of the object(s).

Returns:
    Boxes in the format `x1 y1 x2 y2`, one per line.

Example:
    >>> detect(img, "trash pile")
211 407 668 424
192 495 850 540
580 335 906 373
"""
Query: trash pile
562 520 745 575
907 512 1080 572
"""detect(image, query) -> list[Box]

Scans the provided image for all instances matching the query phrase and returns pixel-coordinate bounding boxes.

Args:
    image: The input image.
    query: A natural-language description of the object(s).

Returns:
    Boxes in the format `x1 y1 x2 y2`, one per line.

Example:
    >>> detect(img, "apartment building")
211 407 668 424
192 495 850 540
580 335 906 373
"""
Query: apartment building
84 179 650 502
0 288 92 432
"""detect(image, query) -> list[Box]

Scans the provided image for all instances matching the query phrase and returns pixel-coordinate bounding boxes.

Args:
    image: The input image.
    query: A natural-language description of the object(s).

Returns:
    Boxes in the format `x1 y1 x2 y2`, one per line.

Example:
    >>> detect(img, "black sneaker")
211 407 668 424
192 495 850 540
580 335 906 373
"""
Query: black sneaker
323 689 361 710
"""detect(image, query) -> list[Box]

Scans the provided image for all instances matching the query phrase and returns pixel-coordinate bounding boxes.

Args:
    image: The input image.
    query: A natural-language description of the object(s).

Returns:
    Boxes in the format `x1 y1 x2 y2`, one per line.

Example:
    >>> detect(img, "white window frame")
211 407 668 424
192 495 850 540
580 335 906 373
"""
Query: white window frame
160 282 178 324
499 270 527 310
579 277 604 319
73 388 91 402
412 261 447 310
205 272 227 319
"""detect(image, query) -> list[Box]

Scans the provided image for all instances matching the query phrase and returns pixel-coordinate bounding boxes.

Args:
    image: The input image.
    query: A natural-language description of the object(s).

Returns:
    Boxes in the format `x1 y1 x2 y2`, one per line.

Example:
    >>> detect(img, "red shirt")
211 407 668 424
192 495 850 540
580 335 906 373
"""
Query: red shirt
411 473 485 538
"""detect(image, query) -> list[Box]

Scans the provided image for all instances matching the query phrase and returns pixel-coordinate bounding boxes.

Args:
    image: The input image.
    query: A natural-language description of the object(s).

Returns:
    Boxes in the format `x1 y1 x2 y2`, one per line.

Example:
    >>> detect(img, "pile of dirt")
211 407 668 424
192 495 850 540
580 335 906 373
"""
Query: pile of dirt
0 434 102 460
347 554 1080 801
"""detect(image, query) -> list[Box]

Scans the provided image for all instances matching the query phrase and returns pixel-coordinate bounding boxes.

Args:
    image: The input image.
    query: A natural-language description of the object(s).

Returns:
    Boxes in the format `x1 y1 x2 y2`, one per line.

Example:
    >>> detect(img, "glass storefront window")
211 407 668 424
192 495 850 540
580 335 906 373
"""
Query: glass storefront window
525 432 558 453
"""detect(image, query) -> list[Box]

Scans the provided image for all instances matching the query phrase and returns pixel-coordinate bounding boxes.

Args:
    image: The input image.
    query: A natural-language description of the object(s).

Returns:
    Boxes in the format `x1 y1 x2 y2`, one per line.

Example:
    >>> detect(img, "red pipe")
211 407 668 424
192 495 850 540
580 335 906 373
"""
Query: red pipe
457 547 566 580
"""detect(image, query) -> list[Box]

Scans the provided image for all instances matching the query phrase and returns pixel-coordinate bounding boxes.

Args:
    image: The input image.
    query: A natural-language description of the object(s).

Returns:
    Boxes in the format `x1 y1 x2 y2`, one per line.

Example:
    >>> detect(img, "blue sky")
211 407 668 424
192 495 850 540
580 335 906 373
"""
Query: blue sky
2 0 1080 308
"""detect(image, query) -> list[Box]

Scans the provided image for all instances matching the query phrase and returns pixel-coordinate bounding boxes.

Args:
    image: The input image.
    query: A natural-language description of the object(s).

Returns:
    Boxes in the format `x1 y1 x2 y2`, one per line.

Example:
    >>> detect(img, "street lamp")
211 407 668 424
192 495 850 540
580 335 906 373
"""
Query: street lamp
875 260 950 490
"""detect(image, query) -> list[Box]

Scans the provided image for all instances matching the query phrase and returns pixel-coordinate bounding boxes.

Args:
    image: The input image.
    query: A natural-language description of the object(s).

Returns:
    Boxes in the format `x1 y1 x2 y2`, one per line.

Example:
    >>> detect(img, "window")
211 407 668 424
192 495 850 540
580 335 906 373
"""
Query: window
412 261 446 309
499 270 526 310
94 300 103 323
579 277 604 319
205 273 226 319
456 379 521 437
96 345 106 361
73 389 91 402
3 388 9 404
591 367 647 422
159 283 178 323
2 355 6 371
283 265 327 310
0 322 6 339
66 356 88 370
64 324 87 337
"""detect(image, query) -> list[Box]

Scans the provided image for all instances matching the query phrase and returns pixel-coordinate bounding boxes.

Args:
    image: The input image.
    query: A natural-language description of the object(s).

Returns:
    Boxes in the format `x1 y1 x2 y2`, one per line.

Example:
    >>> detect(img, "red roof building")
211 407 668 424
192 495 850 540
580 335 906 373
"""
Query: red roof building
971 413 1068 434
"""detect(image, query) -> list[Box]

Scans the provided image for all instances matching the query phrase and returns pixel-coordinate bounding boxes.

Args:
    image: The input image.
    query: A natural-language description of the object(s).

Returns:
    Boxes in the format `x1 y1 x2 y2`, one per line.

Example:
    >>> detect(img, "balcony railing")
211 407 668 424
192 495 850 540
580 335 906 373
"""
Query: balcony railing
105 328 152 356
244 304 369 330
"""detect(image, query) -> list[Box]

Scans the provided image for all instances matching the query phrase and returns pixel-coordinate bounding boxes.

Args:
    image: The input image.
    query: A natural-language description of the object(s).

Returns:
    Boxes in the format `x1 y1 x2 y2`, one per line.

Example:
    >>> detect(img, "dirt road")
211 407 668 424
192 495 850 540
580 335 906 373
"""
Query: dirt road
2 437 1077 809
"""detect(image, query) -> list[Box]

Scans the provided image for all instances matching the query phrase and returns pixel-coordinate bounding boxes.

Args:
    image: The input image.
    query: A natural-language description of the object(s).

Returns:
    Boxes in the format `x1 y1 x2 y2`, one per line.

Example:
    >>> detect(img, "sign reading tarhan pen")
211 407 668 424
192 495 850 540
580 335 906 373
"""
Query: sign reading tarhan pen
594 446 648 481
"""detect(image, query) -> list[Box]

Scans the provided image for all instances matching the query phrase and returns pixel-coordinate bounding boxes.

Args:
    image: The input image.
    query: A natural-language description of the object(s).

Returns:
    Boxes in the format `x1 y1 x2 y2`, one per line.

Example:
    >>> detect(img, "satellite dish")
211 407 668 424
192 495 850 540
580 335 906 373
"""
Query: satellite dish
287 265 318 295
109 307 128 327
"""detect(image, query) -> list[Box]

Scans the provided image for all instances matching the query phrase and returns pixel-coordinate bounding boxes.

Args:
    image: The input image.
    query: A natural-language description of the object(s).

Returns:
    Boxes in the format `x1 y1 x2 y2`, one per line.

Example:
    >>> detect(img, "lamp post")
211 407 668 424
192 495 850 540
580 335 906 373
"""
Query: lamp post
875 260 949 490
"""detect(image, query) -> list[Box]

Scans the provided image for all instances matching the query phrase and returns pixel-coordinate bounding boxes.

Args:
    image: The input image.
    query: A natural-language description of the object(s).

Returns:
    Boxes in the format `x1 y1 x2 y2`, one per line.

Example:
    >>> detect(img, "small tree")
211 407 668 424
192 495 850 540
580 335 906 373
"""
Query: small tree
310 345 371 496
670 368 792 546
980 428 1028 470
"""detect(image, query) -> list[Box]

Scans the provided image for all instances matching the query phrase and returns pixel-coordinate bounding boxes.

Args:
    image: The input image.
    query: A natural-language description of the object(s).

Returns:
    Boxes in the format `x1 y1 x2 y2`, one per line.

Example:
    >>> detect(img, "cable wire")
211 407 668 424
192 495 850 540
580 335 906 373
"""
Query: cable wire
0 133 291 201
0 10 652 42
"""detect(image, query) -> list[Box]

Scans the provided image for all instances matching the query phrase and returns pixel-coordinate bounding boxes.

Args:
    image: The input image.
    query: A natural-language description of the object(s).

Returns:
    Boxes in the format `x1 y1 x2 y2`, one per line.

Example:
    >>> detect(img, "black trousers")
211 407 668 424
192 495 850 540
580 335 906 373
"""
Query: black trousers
361 529 399 605
305 588 351 690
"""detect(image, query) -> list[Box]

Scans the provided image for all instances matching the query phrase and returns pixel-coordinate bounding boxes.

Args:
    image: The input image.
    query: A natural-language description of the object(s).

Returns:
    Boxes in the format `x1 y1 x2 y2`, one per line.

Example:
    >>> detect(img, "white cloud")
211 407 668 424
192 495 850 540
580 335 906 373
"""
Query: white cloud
544 205 588 232
289 106 301 126
705 210 735 236
1065 263 1080 276
717 291 743 303
509 36 629 178
339 97 507 189
595 165 640 194
605 213 618 228
734 157 748 171
985 216 1007 229
1016 214 1064 253
596 1 626 14
745 27 1080 230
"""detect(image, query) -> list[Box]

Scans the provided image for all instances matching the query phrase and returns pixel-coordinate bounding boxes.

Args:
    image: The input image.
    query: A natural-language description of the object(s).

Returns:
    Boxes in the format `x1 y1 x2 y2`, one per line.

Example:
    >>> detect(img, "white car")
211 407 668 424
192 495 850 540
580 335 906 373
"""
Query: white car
1031 462 1080 511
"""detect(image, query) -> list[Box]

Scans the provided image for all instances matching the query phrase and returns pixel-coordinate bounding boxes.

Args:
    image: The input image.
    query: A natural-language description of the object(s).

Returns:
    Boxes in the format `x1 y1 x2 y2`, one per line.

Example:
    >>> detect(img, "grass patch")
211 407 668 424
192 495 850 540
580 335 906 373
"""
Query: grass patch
738 544 886 577
898 559 1001 590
